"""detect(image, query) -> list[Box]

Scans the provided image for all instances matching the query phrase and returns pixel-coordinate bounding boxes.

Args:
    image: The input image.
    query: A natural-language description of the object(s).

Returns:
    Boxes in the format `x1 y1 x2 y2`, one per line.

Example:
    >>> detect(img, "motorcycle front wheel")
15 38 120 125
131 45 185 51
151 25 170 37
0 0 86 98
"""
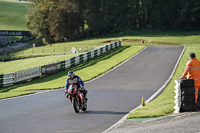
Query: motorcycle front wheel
81 104 87 111
72 97 80 113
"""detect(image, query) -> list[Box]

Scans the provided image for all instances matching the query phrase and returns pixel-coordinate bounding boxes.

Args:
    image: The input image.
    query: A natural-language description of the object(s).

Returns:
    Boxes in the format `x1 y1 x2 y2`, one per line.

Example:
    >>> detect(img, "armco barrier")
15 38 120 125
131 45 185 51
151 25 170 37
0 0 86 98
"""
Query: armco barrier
2 73 15 87
1 40 121 88
174 79 196 113
15 67 41 83
64 40 121 69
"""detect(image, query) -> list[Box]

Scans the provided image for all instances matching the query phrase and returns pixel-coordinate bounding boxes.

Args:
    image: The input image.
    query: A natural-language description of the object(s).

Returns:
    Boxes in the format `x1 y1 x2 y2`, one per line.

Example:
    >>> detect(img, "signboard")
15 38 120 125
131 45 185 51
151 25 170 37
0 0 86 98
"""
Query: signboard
14 67 41 83
41 63 61 75
0 30 32 37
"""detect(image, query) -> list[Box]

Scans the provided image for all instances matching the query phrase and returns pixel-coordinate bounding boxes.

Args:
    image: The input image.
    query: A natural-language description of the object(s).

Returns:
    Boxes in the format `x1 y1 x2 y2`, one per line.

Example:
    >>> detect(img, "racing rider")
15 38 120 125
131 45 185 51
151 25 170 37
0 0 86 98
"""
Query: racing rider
65 71 88 100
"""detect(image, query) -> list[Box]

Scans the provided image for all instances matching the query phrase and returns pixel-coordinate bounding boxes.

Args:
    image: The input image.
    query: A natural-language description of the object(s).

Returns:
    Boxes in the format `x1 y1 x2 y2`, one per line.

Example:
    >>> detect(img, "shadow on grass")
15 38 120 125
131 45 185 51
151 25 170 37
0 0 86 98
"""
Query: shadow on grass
0 46 130 93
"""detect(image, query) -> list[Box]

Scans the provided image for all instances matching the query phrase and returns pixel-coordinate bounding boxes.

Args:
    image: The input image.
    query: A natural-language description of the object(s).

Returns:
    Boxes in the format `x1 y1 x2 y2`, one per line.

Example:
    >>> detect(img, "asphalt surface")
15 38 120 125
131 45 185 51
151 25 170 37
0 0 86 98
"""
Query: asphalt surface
0 43 29 54
0 45 184 133
111 112 200 133
0 36 9 45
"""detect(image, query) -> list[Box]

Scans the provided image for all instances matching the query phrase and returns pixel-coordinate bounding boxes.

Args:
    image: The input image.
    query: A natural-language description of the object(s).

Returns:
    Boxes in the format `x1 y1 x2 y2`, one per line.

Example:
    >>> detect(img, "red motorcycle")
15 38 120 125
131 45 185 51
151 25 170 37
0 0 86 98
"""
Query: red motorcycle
67 84 87 113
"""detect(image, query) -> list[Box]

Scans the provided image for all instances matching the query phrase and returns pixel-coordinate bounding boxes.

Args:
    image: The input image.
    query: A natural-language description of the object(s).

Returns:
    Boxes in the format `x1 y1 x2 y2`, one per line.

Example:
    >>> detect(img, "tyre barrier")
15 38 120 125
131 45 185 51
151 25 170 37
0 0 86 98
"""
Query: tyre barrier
174 79 196 113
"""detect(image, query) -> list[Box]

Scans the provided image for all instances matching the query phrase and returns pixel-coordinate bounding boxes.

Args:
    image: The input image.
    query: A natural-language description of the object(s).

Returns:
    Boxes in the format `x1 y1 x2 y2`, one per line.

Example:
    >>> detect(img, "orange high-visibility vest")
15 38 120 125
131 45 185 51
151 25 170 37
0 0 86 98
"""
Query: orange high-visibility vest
181 57 200 103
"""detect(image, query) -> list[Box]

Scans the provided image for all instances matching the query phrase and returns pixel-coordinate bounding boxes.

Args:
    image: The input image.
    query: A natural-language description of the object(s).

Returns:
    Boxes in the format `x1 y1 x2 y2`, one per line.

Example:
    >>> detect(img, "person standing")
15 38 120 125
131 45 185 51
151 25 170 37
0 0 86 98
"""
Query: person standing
180 53 200 103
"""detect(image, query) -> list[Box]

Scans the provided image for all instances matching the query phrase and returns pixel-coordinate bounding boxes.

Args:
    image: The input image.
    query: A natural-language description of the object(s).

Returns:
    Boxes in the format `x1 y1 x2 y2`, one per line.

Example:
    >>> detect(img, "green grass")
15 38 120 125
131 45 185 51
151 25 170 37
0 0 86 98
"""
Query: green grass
9 43 101 57
1 30 200 72
1 30 200 118
127 45 200 118
0 40 105 61
0 0 28 30
0 42 106 74
1 0 200 118
0 54 80 74
0 45 145 99
110 30 200 45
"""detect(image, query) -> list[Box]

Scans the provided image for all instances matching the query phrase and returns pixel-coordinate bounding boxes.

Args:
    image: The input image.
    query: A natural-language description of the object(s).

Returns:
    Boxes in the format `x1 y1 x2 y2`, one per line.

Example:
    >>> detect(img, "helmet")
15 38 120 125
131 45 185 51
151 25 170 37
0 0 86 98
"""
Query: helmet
68 71 75 78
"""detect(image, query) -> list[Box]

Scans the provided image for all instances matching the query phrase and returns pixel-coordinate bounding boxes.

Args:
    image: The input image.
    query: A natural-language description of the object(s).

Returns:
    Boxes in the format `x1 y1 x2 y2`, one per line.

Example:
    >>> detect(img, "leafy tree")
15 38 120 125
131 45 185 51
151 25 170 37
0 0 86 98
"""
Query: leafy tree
49 0 86 41
27 0 57 44
27 0 200 43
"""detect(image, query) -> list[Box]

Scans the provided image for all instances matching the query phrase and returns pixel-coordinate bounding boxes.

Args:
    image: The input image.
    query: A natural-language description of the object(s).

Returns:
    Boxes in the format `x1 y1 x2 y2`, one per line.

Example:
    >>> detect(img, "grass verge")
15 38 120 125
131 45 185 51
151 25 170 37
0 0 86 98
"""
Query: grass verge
0 54 80 74
0 45 145 99
127 45 200 118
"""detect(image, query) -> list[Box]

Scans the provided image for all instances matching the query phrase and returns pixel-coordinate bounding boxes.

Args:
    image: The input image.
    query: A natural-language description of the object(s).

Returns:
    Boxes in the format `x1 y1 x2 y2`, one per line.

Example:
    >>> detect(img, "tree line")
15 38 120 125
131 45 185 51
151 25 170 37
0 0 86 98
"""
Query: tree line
27 0 200 44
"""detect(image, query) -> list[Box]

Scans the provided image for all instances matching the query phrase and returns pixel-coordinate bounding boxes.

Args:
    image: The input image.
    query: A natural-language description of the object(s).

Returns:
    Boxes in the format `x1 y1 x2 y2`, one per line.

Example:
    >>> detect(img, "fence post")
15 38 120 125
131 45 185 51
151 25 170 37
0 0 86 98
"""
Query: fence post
94 50 98 58
87 51 91 61
119 39 122 46
75 56 80 65
0 74 3 88
60 61 65 70
70 57 75 67
79 54 84 63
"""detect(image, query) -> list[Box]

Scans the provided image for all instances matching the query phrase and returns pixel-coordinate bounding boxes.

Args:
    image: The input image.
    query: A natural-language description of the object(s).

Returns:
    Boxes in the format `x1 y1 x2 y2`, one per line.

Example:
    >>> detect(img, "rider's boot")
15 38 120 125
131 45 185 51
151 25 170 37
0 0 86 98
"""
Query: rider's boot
65 90 69 98
83 90 88 102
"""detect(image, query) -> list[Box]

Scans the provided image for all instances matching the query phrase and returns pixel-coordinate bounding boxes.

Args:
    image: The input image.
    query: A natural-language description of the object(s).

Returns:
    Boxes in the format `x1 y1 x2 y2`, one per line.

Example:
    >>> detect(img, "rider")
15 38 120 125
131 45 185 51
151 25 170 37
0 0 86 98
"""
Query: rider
65 71 88 100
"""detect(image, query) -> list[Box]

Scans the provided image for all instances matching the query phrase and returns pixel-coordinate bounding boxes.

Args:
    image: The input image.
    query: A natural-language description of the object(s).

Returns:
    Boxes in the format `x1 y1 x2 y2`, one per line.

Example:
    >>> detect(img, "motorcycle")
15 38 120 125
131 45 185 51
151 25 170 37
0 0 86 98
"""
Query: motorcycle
66 84 87 113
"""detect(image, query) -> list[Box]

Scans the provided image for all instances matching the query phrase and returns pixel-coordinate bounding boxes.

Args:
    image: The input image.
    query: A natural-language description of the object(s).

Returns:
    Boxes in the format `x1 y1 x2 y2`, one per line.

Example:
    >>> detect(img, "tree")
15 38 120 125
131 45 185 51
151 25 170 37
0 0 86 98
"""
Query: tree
27 0 200 43
27 0 57 44
49 0 85 41
27 0 86 43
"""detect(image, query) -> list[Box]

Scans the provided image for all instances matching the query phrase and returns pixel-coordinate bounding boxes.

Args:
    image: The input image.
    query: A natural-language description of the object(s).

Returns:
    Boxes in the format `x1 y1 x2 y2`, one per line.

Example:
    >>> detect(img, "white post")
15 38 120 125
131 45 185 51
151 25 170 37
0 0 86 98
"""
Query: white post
174 80 181 113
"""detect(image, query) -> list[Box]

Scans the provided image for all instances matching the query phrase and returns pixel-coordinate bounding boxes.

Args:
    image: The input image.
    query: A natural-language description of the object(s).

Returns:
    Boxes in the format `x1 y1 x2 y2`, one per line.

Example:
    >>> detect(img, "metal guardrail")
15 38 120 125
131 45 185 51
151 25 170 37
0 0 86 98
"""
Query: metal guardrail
0 40 121 88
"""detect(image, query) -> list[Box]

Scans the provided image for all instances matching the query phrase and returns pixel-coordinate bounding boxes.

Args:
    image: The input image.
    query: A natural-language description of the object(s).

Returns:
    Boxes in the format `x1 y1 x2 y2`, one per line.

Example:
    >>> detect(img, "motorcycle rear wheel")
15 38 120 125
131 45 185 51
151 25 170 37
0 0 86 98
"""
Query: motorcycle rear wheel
72 97 80 113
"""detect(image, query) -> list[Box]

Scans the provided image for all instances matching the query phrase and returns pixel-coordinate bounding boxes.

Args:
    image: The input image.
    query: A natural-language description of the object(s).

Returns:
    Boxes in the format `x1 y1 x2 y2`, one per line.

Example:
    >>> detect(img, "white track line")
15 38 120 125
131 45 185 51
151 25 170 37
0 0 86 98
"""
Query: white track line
102 45 186 133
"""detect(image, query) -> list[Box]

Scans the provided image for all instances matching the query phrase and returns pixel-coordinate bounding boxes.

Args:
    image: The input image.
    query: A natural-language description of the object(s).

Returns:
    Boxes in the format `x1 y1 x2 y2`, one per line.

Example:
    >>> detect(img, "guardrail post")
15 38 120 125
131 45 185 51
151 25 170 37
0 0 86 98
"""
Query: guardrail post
0 74 3 88
94 50 98 58
70 57 75 67
106 45 109 51
75 56 80 65
87 51 91 61
60 61 65 70
79 54 84 63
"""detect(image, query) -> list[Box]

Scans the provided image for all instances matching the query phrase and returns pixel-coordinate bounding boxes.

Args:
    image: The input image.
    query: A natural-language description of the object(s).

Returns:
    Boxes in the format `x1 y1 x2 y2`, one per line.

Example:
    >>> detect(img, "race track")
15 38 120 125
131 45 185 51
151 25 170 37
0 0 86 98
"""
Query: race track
0 45 184 133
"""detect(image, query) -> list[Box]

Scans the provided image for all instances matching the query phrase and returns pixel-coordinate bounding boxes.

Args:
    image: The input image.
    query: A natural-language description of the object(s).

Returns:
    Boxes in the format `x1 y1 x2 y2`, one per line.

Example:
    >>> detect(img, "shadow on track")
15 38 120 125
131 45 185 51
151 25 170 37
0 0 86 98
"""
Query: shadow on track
85 110 128 115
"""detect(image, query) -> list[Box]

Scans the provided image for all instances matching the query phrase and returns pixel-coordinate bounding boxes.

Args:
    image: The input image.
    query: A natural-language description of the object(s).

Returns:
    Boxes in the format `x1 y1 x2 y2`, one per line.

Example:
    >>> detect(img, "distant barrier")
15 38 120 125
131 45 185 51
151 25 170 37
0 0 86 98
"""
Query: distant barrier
0 40 121 88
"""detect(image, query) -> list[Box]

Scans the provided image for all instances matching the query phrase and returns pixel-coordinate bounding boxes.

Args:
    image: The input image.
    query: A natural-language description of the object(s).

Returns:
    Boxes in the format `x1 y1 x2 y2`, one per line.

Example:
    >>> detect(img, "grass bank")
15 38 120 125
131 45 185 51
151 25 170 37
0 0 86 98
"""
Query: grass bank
0 54 79 74
128 45 200 118
0 45 145 99
0 0 28 30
